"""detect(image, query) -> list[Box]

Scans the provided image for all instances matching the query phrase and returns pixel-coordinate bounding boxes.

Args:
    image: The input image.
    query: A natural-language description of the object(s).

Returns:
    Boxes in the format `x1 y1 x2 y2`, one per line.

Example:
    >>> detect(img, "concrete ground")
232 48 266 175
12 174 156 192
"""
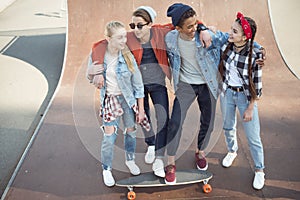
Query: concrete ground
0 0 299 200
0 0 66 197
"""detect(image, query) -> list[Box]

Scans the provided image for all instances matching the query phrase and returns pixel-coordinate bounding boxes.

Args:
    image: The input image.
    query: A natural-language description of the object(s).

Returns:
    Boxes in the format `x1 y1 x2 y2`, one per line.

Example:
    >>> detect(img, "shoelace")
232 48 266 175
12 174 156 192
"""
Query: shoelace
166 165 175 173
226 153 235 160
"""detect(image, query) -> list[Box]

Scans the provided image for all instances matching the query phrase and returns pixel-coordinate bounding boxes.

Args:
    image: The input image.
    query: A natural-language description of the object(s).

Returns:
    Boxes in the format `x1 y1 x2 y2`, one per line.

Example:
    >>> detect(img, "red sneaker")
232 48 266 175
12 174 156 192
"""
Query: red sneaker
195 153 208 170
164 165 176 184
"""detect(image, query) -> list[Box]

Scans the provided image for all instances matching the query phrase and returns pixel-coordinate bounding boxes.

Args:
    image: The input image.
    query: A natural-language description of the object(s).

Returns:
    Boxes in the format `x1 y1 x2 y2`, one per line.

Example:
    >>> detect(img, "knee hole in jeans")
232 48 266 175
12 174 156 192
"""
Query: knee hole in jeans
125 127 136 138
101 125 117 136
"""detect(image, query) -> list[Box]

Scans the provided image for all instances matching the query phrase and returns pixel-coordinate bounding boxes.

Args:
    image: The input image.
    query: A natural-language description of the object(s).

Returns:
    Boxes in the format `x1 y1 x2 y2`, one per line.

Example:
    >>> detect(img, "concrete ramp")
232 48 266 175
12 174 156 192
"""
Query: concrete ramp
2 0 300 199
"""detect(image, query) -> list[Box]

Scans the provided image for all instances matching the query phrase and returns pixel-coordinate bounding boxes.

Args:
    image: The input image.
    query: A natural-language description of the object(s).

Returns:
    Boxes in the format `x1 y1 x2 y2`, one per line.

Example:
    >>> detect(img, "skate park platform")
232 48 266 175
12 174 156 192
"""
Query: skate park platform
0 0 299 199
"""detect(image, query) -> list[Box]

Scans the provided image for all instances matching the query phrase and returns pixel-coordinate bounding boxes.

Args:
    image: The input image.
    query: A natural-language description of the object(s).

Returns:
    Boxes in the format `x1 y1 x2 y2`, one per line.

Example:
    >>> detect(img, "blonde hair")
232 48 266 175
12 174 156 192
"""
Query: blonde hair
105 21 124 37
122 45 135 73
105 21 135 73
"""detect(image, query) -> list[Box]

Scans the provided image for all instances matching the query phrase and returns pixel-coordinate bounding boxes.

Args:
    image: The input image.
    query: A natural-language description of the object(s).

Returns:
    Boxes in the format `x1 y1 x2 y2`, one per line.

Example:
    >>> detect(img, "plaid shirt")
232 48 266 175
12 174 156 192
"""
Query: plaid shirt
101 95 151 132
101 95 124 122
220 42 263 102
132 104 151 132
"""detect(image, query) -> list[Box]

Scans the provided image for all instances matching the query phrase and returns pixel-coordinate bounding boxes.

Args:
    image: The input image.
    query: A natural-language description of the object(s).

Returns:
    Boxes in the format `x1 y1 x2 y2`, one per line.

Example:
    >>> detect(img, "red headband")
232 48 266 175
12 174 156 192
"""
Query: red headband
237 12 252 39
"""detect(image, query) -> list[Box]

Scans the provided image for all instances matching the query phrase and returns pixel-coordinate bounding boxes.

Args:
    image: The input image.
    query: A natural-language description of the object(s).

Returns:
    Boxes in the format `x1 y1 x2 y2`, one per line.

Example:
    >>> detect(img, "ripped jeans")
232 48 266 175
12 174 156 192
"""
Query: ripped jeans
100 95 136 170
220 88 264 170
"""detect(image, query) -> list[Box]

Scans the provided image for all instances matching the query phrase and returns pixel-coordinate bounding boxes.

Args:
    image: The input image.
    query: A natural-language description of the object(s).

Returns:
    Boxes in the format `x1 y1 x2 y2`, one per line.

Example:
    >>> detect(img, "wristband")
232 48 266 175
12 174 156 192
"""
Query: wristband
197 24 208 32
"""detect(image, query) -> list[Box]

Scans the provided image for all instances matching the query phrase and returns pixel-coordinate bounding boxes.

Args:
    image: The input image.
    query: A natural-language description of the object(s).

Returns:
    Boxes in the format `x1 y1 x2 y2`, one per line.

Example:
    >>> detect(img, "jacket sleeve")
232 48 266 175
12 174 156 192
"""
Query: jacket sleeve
91 40 108 64
211 31 229 49
86 52 93 81
253 41 262 49
86 40 107 82
130 55 144 99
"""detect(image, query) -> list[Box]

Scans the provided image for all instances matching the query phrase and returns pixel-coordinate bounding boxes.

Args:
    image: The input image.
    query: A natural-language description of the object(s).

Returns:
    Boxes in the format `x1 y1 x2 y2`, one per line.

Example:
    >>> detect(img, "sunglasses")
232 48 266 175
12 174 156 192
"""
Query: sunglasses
129 22 149 30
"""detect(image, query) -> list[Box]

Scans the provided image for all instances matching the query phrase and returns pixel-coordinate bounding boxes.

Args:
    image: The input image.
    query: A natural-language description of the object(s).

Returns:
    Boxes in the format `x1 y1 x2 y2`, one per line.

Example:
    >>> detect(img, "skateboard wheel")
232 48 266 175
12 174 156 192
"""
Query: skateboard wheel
203 184 212 193
127 191 136 200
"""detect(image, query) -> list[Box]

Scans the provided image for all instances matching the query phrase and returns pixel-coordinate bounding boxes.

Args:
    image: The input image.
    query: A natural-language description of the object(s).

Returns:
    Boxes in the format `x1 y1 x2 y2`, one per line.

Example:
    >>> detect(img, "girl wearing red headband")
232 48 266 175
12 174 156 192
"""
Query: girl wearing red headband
219 12 265 190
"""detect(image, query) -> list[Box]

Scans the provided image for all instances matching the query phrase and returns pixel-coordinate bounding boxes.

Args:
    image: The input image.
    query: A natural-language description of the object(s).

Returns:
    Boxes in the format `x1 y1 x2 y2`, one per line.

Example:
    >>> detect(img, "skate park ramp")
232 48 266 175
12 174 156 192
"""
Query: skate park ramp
268 0 300 79
2 0 300 199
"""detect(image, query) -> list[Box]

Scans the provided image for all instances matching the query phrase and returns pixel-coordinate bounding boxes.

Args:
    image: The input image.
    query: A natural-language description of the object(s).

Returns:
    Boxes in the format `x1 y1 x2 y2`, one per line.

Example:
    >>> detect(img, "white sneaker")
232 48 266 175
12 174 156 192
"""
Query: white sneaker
152 158 165 178
125 160 141 175
222 152 237 168
102 169 115 187
253 171 265 190
145 145 155 164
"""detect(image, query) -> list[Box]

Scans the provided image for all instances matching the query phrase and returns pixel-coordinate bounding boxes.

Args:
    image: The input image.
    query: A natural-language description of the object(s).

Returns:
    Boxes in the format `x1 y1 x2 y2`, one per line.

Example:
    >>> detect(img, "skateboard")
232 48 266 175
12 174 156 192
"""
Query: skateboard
116 169 213 200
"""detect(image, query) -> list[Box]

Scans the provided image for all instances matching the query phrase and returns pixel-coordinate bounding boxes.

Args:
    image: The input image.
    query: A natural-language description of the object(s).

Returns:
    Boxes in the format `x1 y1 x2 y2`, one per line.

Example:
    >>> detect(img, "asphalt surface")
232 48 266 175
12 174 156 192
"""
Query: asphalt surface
0 0 66 198
2 34 65 123
0 33 65 196
1 0 300 200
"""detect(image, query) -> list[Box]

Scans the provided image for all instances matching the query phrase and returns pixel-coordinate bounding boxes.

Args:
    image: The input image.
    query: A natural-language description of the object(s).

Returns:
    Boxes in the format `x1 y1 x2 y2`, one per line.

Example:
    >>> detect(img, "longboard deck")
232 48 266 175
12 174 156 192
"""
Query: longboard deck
116 169 213 187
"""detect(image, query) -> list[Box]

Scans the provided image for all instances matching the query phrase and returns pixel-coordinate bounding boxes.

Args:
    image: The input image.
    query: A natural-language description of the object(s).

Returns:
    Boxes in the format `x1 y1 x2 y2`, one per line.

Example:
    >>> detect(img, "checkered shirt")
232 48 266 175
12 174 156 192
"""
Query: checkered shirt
132 104 151 132
101 95 124 123
100 95 151 132
220 42 263 102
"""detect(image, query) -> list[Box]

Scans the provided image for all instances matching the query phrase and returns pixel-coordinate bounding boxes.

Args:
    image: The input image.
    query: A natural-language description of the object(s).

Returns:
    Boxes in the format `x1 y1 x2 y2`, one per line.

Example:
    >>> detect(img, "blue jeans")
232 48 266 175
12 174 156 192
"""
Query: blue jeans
101 95 136 170
142 84 169 157
167 82 216 156
220 88 264 170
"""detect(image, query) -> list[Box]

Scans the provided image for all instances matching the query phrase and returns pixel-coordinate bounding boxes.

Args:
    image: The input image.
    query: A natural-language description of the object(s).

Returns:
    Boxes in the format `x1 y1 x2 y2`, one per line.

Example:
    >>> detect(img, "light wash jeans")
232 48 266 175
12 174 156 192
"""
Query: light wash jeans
220 88 264 170
100 95 136 170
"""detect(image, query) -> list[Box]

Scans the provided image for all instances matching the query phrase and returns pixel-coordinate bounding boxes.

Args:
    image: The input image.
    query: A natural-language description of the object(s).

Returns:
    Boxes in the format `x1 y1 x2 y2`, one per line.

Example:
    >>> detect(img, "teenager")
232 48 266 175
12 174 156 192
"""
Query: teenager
87 6 211 178
88 21 145 187
164 3 228 184
219 12 265 190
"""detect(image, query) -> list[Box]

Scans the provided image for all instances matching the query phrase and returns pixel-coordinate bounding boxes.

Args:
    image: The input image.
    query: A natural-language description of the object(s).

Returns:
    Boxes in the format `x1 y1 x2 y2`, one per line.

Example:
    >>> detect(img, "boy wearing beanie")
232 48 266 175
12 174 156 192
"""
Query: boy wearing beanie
88 4 213 183
164 3 229 184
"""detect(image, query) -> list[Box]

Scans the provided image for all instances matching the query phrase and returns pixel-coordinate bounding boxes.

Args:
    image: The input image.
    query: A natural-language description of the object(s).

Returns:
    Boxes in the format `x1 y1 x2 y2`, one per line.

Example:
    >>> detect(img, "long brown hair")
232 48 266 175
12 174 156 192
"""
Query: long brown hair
219 16 257 100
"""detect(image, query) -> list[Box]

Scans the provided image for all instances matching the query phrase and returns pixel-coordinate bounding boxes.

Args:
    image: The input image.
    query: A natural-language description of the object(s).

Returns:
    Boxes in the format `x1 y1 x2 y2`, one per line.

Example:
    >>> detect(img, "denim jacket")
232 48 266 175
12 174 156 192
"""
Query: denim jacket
88 51 144 108
165 30 229 100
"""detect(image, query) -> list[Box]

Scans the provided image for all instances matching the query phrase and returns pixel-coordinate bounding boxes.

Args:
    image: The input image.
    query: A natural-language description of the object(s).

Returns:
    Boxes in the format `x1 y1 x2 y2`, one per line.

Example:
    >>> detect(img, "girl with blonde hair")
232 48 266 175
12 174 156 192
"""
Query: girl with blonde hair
89 21 145 187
